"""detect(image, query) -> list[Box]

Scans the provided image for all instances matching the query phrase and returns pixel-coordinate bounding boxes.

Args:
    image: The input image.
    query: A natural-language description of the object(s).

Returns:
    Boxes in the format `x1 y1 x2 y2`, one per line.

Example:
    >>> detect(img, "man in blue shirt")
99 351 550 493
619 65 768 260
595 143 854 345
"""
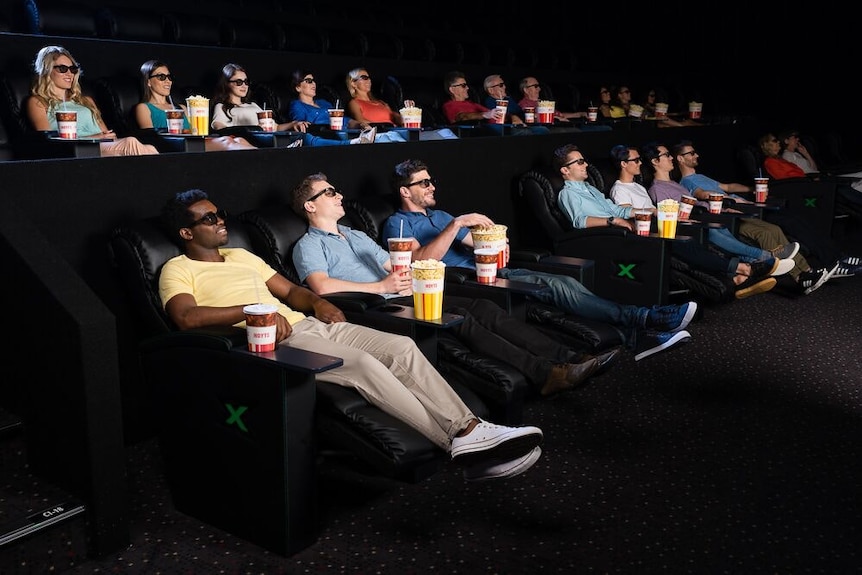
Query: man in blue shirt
290 172 617 397
382 159 697 362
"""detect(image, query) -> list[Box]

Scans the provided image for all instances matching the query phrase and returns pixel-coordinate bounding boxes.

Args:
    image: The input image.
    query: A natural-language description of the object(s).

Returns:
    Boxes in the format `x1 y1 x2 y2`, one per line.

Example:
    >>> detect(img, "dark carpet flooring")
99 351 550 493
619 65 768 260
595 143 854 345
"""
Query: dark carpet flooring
3 228 862 575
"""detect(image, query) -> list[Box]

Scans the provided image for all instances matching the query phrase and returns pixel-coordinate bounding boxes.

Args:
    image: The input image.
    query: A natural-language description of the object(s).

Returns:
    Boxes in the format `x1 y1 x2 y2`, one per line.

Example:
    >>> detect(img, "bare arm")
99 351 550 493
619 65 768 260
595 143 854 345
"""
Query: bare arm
26 96 52 130
134 102 155 129
305 267 411 297
585 216 633 231
412 213 495 261
266 273 345 324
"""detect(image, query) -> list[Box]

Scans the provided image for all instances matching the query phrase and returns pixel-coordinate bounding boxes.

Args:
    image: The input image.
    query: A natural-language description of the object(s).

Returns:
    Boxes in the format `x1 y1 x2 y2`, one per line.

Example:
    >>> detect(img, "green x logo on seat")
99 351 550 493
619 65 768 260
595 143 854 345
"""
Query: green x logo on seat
225 403 249 432
616 263 636 280
804 197 817 208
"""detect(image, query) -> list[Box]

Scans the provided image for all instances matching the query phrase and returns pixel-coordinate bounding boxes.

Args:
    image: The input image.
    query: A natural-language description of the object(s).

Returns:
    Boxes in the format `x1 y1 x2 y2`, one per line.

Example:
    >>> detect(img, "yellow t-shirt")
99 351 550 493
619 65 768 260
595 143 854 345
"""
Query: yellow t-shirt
159 248 307 327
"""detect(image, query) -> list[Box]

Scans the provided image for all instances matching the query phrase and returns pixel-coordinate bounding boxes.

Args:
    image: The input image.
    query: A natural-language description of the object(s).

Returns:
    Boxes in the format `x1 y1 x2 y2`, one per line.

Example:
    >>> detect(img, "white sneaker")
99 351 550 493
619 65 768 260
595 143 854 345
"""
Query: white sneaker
349 126 377 144
771 258 795 276
450 420 542 466
463 447 542 482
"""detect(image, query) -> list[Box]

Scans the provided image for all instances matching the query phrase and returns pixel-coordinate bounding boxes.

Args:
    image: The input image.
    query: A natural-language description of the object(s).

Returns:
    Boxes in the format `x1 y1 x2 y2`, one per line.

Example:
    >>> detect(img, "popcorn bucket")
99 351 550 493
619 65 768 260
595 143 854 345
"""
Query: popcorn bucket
186 96 209 136
411 260 446 320
656 199 679 239
537 100 555 123
400 107 422 129
470 225 508 268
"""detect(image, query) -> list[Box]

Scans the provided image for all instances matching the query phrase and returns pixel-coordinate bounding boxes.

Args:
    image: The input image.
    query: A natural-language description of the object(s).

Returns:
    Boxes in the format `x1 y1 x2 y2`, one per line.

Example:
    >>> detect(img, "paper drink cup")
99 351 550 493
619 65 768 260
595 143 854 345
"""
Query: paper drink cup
186 96 210 136
400 106 422 129
411 259 446 320
679 195 697 220
523 107 535 123
474 248 499 284
387 237 414 272
754 177 769 202
257 109 275 132
708 193 724 214
165 109 184 134
633 210 652 236
688 101 703 120
470 224 508 269
587 106 598 122
328 108 344 130
654 102 669 119
536 100 555 123
656 200 679 239
243 303 279 352
55 110 77 139
495 99 508 124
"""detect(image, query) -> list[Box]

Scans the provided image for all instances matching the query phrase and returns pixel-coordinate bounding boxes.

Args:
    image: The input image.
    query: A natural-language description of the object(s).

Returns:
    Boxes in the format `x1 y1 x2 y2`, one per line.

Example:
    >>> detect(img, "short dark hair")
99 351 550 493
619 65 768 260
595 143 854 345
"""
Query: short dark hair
610 144 635 164
640 141 663 164
162 189 209 236
553 144 580 168
392 159 429 192
291 172 329 219
671 139 694 157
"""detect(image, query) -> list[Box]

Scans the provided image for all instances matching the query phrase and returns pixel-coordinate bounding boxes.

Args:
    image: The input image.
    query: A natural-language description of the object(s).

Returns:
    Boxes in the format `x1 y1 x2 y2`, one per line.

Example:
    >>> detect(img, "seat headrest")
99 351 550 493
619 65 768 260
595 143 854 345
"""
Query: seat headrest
238 205 309 283
108 214 254 336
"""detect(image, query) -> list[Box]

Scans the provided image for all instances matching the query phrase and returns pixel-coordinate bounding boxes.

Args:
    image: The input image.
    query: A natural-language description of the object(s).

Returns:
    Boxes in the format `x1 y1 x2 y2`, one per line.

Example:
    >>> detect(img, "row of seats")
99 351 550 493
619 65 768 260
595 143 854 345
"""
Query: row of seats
7 0 576 70
108 190 624 554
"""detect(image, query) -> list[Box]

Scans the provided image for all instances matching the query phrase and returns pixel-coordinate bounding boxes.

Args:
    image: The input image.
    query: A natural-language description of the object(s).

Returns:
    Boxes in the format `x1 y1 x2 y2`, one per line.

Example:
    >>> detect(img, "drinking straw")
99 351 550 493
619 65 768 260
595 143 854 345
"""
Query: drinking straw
399 220 403 238
168 95 174 107
335 99 340 109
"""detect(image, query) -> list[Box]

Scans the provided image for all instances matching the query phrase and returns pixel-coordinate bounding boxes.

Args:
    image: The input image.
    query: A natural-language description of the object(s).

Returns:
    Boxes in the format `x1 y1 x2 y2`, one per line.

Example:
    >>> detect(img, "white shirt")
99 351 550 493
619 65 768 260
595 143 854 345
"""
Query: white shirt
609 180 654 208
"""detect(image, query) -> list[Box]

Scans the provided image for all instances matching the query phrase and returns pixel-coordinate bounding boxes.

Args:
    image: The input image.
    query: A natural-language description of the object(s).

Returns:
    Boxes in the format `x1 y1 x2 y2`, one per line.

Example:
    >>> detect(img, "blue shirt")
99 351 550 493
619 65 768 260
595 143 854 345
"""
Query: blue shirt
679 173 747 205
383 209 475 268
292 224 392 292
557 180 633 229
289 99 335 125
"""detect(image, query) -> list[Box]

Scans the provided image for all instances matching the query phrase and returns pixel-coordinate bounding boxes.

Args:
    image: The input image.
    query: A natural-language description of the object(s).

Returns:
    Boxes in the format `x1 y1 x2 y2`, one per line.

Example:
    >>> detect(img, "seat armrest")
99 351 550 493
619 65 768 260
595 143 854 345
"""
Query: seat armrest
321 291 388 312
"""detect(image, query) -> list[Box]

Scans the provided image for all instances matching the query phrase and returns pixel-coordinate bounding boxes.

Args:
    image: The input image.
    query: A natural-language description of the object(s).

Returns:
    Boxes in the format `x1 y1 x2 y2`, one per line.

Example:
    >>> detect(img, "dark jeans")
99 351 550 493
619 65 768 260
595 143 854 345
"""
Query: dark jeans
393 296 575 388
671 240 739 276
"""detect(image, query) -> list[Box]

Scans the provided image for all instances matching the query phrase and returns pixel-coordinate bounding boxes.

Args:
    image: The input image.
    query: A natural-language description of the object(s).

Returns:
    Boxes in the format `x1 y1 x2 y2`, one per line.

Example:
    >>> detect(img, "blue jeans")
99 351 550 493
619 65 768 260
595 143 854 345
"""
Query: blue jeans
498 268 647 347
708 227 768 263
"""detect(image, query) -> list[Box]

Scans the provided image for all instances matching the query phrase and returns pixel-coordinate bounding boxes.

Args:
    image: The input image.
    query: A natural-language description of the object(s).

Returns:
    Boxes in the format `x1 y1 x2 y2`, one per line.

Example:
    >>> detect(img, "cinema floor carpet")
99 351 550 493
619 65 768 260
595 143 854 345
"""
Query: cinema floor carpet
3 227 861 574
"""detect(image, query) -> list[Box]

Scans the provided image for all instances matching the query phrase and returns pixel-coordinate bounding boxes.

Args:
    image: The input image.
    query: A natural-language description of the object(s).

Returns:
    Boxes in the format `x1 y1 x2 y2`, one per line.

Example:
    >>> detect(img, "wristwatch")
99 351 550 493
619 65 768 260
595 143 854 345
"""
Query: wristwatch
607 216 614 227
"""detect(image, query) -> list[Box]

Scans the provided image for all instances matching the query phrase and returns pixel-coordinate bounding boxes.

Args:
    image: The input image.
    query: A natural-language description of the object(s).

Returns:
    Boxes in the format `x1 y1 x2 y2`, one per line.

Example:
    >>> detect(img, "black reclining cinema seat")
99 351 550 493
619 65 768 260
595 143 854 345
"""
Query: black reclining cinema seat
107 214 491 555
339 195 626 354
736 144 840 237
236 205 529 425
516 164 729 306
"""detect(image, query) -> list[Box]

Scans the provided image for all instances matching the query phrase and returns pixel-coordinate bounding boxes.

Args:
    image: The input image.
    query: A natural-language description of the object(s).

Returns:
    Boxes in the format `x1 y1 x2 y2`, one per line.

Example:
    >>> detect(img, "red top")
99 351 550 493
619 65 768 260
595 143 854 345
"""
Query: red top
764 156 806 179
441 100 490 124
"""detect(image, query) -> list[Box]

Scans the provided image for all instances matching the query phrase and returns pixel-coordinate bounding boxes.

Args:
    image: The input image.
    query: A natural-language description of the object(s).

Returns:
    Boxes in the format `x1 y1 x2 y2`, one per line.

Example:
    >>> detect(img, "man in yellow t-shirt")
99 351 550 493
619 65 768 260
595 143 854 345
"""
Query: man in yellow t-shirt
157 188 544 482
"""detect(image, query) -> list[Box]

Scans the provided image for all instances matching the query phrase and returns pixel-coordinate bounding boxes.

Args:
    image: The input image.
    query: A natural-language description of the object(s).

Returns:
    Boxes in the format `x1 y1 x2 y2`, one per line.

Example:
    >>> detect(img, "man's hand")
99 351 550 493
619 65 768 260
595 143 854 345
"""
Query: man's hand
381 270 412 295
312 298 346 324
455 213 495 229
275 314 293 342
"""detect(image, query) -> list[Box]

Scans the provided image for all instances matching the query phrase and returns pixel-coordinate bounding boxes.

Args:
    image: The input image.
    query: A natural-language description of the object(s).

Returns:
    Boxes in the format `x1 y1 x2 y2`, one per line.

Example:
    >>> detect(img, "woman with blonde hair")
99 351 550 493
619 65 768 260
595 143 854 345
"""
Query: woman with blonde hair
344 68 407 142
26 45 158 156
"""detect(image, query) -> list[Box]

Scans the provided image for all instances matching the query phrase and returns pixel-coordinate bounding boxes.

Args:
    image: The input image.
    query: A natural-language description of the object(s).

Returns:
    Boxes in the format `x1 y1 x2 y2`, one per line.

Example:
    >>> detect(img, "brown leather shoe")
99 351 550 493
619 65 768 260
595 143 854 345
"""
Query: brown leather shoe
540 358 600 397
580 346 624 377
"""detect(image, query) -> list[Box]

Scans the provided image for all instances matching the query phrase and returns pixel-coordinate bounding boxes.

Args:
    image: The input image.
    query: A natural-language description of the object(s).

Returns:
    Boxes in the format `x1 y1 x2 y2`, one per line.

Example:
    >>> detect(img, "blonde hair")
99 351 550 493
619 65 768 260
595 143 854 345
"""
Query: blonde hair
31 45 101 123
345 67 377 100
